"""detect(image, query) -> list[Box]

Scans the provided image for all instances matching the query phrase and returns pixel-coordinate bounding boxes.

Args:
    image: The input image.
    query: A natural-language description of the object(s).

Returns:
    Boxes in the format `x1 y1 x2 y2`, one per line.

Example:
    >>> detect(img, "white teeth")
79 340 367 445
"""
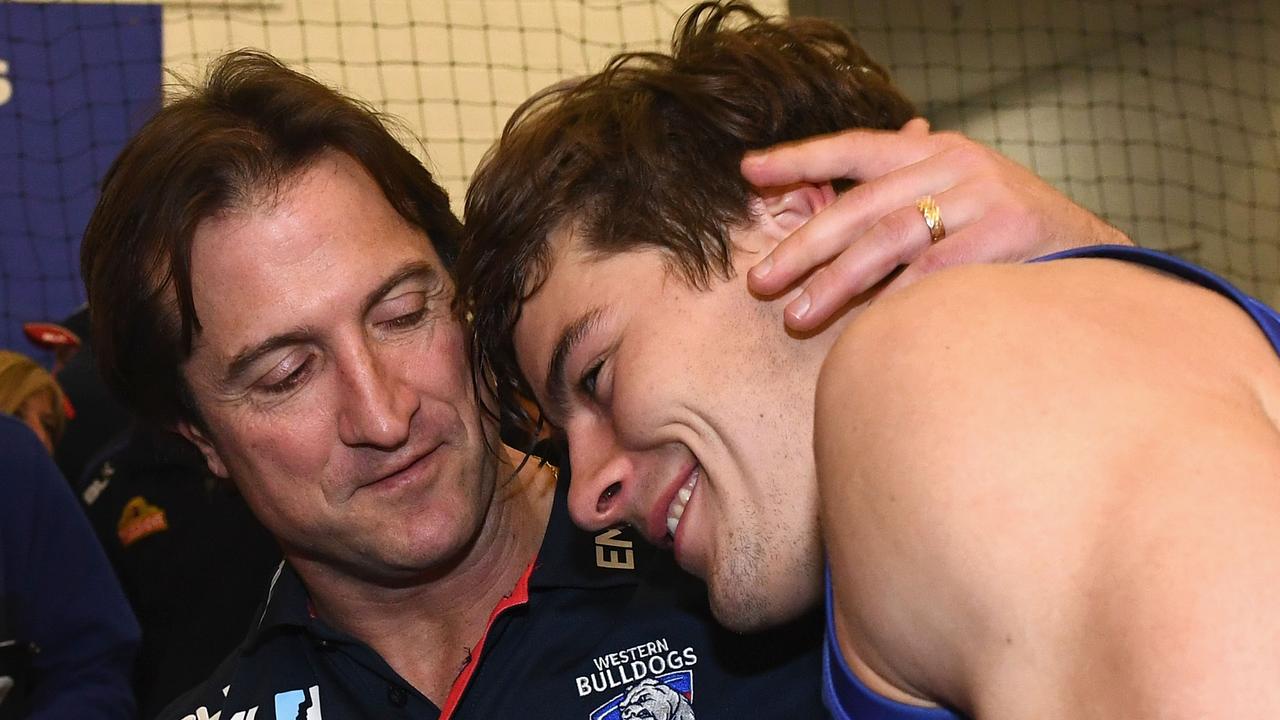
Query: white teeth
665 467 700 539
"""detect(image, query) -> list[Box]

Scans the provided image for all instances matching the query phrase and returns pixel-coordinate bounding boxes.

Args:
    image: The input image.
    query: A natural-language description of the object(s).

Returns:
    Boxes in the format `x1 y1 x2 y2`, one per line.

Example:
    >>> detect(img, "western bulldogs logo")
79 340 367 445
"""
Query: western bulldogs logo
620 679 695 719
590 672 694 720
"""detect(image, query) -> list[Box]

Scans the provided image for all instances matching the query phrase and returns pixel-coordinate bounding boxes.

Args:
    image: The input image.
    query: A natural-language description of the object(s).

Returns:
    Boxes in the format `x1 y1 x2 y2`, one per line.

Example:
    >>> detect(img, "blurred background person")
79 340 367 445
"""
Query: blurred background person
20 304 279 715
24 308 132 487
78 426 280 719
0 414 139 719
0 350 69 455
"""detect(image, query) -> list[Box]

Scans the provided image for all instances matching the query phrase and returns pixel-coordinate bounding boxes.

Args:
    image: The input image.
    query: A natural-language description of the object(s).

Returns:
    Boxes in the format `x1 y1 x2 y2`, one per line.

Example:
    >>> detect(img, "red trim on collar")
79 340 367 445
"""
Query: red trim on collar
439 560 535 720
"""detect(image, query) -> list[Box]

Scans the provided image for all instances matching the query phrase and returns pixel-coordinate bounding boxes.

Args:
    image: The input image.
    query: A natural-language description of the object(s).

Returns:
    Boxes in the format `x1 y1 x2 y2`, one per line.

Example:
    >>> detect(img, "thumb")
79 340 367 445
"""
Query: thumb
900 117 931 136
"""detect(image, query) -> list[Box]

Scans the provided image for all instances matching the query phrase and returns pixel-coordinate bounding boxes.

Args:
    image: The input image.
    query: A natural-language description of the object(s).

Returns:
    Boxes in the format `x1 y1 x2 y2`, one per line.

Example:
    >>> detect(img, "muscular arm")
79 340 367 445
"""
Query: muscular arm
814 260 1280 718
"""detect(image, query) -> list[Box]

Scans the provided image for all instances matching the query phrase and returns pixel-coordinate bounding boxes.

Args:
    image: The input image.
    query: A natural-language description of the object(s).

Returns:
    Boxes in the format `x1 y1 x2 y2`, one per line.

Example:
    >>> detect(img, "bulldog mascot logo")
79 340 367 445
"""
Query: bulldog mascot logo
619 679 695 720
589 672 695 720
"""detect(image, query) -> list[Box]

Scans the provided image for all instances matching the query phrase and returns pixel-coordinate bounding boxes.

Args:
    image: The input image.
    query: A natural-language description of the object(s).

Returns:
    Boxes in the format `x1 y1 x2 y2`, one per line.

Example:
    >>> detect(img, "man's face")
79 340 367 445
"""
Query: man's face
513 225 823 631
180 151 496 584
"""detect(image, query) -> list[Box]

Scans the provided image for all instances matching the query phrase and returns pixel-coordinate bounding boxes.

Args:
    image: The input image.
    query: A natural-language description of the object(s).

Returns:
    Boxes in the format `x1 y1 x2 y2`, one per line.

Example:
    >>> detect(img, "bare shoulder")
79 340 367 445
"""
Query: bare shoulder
815 259 1280 715
818 258 1280 453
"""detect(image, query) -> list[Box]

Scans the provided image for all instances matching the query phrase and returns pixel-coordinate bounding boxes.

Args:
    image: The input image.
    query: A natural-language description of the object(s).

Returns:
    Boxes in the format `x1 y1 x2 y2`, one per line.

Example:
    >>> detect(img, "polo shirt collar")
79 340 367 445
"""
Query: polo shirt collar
243 562 326 651
244 459 654 649
527 462 655 592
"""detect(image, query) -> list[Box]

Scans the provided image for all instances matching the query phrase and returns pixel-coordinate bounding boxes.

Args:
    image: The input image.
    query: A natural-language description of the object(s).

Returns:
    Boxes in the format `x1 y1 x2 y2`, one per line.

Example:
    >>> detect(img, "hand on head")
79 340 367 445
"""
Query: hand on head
742 120 1131 331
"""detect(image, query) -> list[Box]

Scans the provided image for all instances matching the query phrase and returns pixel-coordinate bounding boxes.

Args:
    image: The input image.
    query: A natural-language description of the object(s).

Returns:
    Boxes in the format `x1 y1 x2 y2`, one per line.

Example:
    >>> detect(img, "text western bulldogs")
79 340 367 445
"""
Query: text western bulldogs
578 638 698 698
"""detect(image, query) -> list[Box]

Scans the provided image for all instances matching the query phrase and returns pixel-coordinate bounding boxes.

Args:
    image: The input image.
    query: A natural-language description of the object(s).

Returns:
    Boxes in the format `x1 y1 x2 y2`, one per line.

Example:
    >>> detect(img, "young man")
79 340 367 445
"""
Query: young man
457 2 1280 717
81 49 824 720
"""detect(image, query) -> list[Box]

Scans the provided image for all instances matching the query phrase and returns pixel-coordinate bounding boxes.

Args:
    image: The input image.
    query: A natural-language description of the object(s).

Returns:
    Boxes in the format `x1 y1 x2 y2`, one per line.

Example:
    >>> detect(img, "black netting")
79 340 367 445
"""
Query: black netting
798 0 1279 303
2 0 746 356
3 0 1276 359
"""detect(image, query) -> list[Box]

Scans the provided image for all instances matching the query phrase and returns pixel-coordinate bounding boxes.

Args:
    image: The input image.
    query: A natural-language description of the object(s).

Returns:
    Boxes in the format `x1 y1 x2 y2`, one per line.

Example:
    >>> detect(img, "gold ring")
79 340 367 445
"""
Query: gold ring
915 195 946 243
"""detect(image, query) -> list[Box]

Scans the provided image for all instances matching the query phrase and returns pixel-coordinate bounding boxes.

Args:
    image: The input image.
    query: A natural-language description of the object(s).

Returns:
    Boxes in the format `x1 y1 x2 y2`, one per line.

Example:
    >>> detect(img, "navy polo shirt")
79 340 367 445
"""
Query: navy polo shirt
160 471 824 720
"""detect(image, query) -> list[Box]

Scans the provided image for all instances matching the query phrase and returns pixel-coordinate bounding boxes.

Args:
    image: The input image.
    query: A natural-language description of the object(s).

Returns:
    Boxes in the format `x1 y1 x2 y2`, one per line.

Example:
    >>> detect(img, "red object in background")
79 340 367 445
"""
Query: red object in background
24 321 85 382
8 323 81 416
23 322 82 351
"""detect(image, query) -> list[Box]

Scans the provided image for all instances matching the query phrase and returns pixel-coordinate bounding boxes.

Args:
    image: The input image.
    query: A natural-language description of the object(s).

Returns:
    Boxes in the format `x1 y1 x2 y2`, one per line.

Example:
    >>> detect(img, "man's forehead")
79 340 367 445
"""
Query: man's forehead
184 162 446 357
513 229 674 355
512 278 588 393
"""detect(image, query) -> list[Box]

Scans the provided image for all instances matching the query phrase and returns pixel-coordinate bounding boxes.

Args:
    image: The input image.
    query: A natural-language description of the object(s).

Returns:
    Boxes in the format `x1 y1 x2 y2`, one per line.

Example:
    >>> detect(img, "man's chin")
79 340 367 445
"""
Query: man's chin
707 581 811 634
705 545 823 632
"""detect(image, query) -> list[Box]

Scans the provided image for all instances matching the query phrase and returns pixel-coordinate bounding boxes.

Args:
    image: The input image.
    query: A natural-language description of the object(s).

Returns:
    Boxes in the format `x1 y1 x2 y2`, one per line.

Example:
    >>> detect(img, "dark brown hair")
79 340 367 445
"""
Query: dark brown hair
455 1 915 439
81 49 461 429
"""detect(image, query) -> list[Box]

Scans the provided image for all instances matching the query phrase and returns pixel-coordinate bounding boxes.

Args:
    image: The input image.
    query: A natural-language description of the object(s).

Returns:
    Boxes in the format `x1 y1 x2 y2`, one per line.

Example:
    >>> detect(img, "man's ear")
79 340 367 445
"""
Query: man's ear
750 181 837 240
177 420 230 479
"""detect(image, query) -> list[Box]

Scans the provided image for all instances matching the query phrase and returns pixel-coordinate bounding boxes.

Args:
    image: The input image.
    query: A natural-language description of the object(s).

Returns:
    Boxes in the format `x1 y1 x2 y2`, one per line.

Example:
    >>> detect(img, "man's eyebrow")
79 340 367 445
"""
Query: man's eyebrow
224 329 316 385
224 261 439 385
544 307 604 422
360 261 440 318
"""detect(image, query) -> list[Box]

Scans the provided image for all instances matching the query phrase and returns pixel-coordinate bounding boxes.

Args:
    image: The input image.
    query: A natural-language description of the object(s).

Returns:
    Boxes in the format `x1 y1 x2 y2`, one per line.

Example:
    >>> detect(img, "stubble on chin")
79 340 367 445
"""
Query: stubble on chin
708 509 825 633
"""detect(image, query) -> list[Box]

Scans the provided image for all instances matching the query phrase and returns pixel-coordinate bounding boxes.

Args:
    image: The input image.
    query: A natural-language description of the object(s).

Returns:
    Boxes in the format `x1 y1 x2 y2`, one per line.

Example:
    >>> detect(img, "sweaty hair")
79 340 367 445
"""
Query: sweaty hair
455 0 915 440
81 49 461 429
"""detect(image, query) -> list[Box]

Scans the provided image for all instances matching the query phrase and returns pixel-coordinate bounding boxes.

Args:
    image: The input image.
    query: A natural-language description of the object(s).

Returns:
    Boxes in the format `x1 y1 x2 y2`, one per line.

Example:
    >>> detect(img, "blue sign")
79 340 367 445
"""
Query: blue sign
0 2 161 359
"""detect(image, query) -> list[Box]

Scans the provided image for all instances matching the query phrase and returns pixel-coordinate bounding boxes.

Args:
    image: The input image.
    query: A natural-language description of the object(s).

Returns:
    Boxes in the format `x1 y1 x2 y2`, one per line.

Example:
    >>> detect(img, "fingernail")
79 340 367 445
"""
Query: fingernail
750 256 773 280
788 292 811 320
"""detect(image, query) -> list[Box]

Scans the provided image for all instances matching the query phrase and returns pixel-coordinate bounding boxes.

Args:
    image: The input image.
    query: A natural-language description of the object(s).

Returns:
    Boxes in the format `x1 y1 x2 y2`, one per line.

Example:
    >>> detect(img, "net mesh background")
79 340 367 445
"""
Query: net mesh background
1 0 1277 355
800 0 1279 304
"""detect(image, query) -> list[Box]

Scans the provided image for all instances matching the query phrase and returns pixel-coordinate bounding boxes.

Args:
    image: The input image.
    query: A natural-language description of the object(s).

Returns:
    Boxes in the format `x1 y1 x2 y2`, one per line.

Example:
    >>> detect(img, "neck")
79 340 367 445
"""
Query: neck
739 266 869 494
293 447 556 703
773 278 864 382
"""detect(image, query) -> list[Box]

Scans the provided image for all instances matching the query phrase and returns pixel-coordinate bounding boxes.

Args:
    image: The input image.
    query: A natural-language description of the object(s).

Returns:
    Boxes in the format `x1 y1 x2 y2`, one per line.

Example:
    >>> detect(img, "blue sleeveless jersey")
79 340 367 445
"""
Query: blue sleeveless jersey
822 244 1280 720
823 567 961 720
1034 245 1280 353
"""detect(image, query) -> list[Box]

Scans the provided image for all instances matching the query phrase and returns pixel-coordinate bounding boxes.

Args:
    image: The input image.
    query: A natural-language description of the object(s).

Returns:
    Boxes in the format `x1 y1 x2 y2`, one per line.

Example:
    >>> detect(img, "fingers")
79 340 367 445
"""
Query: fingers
748 149 969 296
740 124 946 188
880 223 1008 297
781 187 982 332
779 206 926 331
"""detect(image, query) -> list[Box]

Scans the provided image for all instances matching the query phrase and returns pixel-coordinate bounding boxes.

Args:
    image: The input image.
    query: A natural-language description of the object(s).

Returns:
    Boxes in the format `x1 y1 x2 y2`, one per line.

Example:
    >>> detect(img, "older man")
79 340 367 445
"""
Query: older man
458 2 1280 718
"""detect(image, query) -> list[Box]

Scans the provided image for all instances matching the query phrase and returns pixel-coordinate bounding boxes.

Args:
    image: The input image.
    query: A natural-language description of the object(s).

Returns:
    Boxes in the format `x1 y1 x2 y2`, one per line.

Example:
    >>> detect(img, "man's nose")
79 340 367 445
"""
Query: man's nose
337 345 417 449
565 419 633 532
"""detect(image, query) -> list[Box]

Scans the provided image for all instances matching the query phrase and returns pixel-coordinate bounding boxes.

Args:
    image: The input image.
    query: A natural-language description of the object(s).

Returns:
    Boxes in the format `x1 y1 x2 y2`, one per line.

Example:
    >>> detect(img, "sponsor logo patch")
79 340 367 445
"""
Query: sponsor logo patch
595 528 635 570
274 685 322 720
179 683 263 720
117 496 168 546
